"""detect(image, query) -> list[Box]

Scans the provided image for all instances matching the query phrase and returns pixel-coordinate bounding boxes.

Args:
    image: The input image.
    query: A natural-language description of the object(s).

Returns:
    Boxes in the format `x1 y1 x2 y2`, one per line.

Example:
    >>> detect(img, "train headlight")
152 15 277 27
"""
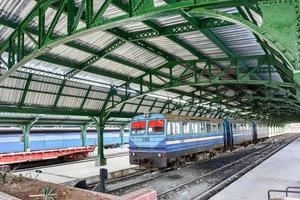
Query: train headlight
157 153 162 157
132 152 136 156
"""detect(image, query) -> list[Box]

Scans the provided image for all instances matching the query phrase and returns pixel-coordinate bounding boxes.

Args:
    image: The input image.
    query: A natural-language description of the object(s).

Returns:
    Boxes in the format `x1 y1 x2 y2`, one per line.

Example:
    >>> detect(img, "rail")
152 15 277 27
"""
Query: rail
268 187 300 200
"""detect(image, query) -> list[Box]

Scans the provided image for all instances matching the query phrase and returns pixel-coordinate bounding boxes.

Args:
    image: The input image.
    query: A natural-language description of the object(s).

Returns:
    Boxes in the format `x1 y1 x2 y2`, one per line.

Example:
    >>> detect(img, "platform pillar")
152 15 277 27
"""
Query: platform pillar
20 124 31 152
91 112 109 166
119 125 125 147
80 124 88 147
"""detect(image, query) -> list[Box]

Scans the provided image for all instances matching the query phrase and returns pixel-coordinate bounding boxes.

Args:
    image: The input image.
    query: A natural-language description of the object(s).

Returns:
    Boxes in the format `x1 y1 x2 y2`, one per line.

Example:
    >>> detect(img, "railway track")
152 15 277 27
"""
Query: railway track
12 151 129 173
159 137 296 199
101 135 296 199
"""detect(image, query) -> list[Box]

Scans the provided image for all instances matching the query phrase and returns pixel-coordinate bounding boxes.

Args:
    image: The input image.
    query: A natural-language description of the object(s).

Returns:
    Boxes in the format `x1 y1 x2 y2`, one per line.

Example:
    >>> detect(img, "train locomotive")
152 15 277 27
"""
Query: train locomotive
129 113 285 168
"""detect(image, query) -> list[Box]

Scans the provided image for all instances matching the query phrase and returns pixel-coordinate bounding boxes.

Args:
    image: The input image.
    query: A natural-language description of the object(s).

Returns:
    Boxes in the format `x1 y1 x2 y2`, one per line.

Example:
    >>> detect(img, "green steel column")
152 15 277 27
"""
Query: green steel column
97 119 106 166
93 113 107 166
80 125 88 147
119 125 125 147
21 124 31 152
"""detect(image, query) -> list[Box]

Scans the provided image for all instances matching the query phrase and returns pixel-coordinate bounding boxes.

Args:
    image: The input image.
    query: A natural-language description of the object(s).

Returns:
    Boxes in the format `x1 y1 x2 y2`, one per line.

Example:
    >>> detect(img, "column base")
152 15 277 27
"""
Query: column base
95 157 107 166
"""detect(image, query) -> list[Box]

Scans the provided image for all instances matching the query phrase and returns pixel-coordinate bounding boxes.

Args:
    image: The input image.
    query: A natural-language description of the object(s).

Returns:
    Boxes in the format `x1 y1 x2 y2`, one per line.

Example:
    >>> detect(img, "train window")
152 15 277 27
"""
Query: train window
218 123 222 132
182 122 190 134
211 123 218 132
197 123 202 133
148 120 165 134
167 122 180 135
234 124 237 131
131 121 146 135
207 123 211 132
192 123 198 134
200 123 206 133
190 123 195 134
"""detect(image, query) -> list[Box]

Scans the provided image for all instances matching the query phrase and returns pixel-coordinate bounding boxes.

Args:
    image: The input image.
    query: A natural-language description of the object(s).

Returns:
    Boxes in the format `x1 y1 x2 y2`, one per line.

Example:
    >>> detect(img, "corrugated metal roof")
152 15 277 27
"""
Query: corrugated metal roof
57 96 83 108
121 22 150 32
112 42 167 69
24 92 56 106
0 1 292 123
0 88 22 104
211 25 265 57
146 36 198 60
152 14 187 27
75 71 125 86
48 45 93 63
77 30 117 50
0 0 35 22
94 58 144 77
177 31 228 59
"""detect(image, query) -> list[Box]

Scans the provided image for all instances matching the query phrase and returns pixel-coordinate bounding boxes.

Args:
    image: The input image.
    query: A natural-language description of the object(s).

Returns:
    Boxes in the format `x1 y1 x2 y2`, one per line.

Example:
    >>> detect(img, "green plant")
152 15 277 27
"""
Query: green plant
0 172 7 184
41 185 57 200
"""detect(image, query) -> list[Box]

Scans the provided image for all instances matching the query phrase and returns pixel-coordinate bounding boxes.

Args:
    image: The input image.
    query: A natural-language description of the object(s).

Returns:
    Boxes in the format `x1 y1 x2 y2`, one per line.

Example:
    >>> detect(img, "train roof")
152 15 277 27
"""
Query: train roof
132 113 223 123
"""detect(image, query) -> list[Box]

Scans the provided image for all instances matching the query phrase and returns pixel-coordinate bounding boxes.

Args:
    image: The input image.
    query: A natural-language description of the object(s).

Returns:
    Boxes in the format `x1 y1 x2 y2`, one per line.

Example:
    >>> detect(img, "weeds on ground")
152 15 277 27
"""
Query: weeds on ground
0 172 7 184
29 185 57 200
42 185 57 200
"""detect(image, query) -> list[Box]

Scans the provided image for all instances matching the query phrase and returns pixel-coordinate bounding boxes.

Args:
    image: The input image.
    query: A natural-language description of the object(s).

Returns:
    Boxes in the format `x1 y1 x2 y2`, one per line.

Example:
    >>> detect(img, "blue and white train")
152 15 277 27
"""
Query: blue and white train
129 113 285 168
0 127 129 154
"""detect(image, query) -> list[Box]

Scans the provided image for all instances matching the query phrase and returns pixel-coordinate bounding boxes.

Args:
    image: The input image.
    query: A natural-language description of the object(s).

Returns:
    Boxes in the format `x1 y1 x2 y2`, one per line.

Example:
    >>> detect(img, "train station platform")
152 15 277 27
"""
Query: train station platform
210 137 300 200
14 147 138 186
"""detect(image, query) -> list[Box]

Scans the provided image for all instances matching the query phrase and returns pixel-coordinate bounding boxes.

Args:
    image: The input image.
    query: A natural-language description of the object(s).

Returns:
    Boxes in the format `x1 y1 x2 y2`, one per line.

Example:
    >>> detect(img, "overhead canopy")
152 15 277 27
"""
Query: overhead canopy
0 0 299 127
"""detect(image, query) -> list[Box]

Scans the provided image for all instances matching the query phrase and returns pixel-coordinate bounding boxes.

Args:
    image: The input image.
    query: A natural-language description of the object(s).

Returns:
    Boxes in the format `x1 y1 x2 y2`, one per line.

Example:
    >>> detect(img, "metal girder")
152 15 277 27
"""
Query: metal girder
129 19 233 41
0 105 139 118
19 74 32 108
79 85 92 110
53 79 67 108
0 0 299 123
64 39 126 79
107 57 296 110
134 95 146 114
0 0 267 84
187 5 299 94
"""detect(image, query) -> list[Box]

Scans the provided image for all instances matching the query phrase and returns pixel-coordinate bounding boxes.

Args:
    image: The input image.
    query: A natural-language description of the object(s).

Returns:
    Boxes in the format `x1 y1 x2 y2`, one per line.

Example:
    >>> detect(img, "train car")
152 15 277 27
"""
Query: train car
256 123 270 140
129 113 286 168
129 113 225 168
230 120 254 145
268 125 285 137
0 127 129 154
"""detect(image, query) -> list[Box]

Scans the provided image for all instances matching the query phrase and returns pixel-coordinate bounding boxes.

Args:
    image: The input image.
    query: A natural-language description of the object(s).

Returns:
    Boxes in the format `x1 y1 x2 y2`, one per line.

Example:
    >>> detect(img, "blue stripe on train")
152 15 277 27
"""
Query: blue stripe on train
130 138 224 153
130 137 224 153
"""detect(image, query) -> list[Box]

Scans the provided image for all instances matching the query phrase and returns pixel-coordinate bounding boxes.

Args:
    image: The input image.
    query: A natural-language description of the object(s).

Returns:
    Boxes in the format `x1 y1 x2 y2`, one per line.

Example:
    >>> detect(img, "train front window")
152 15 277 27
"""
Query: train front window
148 120 165 134
131 121 146 135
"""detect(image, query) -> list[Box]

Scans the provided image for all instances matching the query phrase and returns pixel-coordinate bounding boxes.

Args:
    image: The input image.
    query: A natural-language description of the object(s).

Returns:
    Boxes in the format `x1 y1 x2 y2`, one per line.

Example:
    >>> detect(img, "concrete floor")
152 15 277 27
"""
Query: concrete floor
14 147 136 184
210 137 300 200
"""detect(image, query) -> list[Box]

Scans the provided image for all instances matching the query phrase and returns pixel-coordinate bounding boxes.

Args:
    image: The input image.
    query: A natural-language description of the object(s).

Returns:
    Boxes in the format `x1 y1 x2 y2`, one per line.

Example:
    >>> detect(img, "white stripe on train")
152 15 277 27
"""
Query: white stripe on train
166 135 224 145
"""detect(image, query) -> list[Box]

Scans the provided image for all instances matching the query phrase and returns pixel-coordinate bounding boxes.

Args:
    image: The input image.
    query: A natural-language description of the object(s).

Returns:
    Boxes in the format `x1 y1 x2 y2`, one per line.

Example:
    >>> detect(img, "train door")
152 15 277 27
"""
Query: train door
252 121 258 143
223 119 233 150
